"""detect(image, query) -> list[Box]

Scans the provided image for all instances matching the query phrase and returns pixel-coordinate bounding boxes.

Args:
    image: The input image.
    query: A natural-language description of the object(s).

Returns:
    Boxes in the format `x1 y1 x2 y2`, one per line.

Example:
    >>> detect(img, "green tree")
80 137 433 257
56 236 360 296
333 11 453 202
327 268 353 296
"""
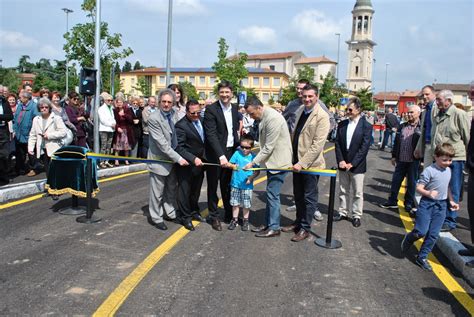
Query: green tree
0 68 22 92
212 38 248 95
355 87 374 111
122 61 132 72
114 62 121 75
319 72 343 108
133 77 151 96
133 61 143 70
179 81 199 101
63 0 133 94
17 55 34 73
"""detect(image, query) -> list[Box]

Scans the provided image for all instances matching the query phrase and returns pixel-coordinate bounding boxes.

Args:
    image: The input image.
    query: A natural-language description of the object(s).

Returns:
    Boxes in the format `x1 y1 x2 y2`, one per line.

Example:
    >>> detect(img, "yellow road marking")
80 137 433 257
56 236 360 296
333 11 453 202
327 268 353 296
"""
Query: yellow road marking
397 182 474 314
98 170 148 183
0 193 46 210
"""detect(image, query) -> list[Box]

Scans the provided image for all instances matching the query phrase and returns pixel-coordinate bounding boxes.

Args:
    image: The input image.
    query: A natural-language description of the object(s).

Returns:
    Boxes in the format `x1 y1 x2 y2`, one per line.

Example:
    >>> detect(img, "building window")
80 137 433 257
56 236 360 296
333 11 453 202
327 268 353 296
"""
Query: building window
189 76 195 84
179 76 185 82
407 101 415 107
364 16 368 32
357 16 362 32
199 76 206 86
355 66 359 76
273 77 280 87
209 77 216 85
131 78 135 84
263 77 270 87
462 95 468 105
199 91 206 100
269 65 275 71
253 77 260 87
241 77 248 87
262 93 270 103
159 76 165 85
356 49 359 53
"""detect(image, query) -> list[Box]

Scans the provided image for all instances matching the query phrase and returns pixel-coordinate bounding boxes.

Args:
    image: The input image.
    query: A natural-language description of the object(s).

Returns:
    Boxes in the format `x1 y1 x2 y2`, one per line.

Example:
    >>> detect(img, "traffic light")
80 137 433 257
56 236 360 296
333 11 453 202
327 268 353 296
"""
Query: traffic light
79 68 97 96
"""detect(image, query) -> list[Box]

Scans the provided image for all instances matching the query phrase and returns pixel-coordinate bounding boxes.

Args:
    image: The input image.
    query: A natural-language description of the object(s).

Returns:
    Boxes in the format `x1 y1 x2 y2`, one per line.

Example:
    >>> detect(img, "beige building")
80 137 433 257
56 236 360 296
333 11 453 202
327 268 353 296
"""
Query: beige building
119 67 289 104
434 83 473 118
240 51 337 84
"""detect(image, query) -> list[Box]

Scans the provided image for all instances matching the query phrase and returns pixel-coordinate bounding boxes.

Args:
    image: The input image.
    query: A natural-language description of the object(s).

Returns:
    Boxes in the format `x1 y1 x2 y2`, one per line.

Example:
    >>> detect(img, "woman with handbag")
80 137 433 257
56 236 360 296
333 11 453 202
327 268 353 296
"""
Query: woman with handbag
51 91 75 145
27 98 67 177
112 96 134 166
65 92 88 147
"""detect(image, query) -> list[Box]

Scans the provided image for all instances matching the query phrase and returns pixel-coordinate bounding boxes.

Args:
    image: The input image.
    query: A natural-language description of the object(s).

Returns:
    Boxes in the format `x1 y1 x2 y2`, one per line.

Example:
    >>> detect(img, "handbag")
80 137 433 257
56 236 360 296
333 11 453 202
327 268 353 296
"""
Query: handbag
62 127 74 146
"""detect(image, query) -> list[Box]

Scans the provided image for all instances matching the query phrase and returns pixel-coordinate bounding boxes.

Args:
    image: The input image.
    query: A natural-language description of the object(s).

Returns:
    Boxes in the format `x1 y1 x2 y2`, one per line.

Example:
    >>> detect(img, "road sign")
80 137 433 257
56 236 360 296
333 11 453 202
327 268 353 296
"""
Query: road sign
239 91 247 105
340 97 349 105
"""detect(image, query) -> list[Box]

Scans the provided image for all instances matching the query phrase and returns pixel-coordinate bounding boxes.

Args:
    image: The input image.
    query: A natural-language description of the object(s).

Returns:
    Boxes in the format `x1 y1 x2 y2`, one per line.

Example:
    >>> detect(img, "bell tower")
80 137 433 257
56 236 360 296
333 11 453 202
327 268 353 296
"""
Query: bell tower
346 0 376 92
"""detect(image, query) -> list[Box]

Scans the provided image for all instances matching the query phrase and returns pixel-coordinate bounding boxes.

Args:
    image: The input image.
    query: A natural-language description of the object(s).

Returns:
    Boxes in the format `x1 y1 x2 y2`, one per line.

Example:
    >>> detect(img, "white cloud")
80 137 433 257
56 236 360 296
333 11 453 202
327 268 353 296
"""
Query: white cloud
0 30 37 49
126 0 207 16
290 10 343 42
238 26 277 47
39 45 61 58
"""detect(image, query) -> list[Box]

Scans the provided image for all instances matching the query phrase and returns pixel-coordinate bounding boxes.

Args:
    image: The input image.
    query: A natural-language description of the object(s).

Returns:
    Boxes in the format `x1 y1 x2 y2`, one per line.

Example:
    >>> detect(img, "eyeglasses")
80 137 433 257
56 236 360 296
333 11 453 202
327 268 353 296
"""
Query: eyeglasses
106 99 113 102
161 100 173 104
39 106 49 109
346 108 354 112
72 97 79 100
188 111 201 115
241 146 252 149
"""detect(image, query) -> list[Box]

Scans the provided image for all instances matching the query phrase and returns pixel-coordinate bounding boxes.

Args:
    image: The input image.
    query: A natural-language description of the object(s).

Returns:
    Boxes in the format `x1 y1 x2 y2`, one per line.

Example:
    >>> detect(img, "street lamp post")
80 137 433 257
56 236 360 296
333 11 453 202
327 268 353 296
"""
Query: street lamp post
335 33 340 85
165 0 173 86
62 8 73 96
383 63 390 110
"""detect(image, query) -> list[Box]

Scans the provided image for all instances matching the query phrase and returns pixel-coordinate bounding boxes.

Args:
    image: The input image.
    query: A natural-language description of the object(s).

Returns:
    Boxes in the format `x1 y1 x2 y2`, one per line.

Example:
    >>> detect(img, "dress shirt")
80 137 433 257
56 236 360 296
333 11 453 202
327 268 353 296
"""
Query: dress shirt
346 116 360 149
219 100 234 147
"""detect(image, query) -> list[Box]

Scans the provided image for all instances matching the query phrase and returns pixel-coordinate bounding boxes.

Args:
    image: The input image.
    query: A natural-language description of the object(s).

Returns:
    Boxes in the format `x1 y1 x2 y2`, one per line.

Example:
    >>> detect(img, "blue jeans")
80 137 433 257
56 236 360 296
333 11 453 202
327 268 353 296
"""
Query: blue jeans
265 171 287 230
443 160 465 229
407 197 446 259
388 160 419 209
381 129 396 149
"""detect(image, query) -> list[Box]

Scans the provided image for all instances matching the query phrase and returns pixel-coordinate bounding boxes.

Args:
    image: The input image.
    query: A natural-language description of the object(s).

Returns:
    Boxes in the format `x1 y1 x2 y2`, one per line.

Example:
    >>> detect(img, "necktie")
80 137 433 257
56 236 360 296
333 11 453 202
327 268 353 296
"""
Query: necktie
166 113 177 149
194 121 204 142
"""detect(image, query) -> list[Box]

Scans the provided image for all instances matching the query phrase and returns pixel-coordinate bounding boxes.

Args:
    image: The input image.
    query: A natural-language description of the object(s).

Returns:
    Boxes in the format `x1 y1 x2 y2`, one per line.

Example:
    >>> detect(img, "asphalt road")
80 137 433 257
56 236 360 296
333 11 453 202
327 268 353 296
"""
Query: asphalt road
0 144 472 315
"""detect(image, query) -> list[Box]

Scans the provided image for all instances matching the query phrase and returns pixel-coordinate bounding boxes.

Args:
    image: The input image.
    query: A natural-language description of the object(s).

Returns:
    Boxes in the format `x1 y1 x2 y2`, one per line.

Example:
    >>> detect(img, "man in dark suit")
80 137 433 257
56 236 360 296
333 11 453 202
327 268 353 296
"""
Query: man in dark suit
334 97 372 227
130 97 143 158
203 80 240 231
175 99 206 231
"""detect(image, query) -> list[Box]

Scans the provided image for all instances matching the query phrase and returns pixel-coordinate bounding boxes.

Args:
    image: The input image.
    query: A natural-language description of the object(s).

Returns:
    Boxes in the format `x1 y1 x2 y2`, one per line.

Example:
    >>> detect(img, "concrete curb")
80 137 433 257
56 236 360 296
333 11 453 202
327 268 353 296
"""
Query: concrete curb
437 232 474 286
0 163 147 203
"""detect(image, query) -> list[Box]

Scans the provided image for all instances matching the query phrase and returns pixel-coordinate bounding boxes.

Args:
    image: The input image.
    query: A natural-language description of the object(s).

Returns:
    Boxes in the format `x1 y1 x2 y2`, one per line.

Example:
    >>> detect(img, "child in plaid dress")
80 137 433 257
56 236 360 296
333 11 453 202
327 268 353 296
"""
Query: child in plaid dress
227 135 259 231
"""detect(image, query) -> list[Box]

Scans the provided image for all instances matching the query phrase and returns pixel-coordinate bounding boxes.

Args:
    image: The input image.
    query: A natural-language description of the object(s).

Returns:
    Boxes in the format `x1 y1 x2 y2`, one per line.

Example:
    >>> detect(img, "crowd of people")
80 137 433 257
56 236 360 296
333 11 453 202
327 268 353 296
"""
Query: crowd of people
0 81 472 271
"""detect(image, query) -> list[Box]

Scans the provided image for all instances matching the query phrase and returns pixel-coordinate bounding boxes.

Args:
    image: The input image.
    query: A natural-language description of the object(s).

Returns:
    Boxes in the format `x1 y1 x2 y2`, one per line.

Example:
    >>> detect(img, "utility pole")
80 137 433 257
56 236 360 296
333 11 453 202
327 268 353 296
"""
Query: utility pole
383 63 390 110
335 33 340 85
93 0 101 154
62 8 73 96
165 0 173 87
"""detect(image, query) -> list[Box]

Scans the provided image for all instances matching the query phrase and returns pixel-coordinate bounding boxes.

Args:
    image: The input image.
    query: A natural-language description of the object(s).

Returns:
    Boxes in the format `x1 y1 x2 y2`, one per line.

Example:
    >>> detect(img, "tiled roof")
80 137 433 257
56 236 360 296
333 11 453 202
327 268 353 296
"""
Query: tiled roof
244 51 303 60
294 56 337 64
123 67 288 76
400 90 420 97
433 83 470 92
373 91 400 101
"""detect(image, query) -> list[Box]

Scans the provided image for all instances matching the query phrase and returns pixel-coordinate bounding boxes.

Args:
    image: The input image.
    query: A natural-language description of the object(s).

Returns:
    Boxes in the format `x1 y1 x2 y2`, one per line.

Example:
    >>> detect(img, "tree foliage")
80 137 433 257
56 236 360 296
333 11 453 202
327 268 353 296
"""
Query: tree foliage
133 77 151 97
179 81 199 101
212 38 248 96
355 87 374 111
63 0 133 94
133 61 143 70
279 65 316 106
0 68 22 92
319 72 344 108
122 61 132 72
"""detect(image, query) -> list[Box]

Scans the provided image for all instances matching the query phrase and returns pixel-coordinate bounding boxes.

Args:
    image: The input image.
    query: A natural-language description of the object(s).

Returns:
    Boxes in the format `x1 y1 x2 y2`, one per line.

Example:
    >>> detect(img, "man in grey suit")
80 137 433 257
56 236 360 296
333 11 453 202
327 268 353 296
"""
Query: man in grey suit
147 89 189 230
243 96 293 238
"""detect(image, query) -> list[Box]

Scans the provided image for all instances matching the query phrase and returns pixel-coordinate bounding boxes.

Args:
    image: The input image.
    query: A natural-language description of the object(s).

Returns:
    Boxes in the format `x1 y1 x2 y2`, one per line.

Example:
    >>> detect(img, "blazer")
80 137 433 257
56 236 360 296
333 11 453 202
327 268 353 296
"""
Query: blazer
253 106 292 171
292 104 330 169
13 100 39 143
335 116 372 174
28 113 67 158
415 101 438 156
147 109 182 176
130 106 143 143
175 116 206 165
203 101 240 162
466 119 474 172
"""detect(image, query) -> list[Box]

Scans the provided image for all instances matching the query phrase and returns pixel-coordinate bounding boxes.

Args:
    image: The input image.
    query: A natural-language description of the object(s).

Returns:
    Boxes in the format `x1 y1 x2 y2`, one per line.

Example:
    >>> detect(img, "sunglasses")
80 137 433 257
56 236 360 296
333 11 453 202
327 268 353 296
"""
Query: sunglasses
188 111 201 115
346 108 354 112
241 146 252 149
39 106 49 109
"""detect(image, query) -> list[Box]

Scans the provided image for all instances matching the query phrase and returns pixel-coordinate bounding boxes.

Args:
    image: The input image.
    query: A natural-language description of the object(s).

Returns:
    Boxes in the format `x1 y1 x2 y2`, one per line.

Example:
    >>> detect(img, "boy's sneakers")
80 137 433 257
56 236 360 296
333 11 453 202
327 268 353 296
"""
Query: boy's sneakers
401 233 413 254
313 210 323 221
379 202 398 209
416 257 433 271
241 219 250 231
228 218 238 230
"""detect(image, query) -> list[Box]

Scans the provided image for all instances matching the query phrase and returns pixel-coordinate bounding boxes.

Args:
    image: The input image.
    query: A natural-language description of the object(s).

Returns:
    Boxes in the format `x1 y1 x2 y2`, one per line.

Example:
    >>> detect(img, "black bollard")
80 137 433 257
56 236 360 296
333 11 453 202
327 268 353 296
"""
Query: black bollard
77 158 101 224
58 194 86 215
315 172 342 249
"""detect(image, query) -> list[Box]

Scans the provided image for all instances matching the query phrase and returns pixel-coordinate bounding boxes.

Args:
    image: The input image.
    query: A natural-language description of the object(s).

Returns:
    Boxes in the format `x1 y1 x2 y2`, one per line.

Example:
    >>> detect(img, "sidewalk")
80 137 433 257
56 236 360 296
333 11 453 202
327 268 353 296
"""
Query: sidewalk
375 148 473 286
0 162 148 204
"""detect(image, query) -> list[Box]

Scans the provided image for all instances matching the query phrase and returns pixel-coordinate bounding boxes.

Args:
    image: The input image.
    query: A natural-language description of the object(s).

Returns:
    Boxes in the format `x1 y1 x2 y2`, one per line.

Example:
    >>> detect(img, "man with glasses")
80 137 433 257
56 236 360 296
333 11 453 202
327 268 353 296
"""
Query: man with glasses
379 105 422 214
175 99 206 231
281 84 330 241
141 96 157 158
203 80 240 231
147 89 189 231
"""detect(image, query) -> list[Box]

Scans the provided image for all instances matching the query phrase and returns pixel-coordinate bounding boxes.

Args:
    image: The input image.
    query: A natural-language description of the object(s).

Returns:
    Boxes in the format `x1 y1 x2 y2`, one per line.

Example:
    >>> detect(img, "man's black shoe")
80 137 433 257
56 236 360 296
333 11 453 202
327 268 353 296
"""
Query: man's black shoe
154 222 168 230
183 220 195 231
440 224 454 232
192 213 205 222
255 229 281 238
458 248 474 256
251 225 267 233
211 219 222 231
333 213 348 222
163 215 179 224
352 218 361 227
379 202 398 209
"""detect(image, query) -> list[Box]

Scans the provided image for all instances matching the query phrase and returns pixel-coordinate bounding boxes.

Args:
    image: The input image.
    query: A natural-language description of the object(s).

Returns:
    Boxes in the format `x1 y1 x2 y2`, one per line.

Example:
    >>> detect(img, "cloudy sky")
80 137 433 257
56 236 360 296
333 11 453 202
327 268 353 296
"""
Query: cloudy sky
1 0 473 92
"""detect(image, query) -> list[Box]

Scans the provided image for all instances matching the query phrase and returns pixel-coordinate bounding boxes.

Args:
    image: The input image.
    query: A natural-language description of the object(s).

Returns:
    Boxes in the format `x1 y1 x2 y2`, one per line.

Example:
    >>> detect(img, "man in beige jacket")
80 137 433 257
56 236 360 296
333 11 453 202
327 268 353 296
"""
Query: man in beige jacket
243 96 292 238
282 84 330 242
